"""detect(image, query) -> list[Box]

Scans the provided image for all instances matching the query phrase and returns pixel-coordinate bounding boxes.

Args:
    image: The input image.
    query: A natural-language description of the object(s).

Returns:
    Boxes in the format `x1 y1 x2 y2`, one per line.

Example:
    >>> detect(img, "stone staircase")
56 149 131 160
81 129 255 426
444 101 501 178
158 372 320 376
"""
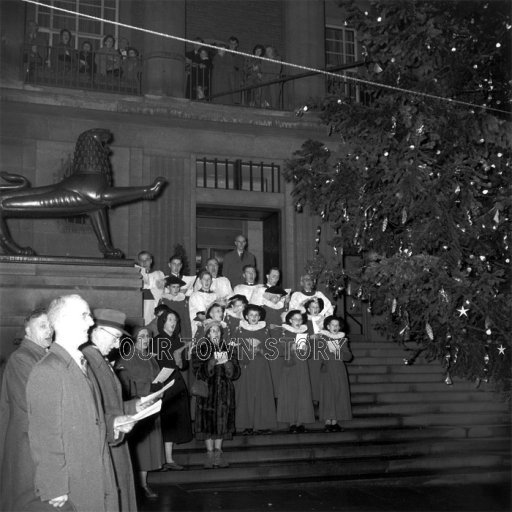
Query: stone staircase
150 340 511 488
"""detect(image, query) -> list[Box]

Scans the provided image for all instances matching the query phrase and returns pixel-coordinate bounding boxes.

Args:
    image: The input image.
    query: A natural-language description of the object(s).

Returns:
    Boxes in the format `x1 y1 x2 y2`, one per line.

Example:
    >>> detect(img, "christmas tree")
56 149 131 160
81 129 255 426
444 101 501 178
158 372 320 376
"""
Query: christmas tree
284 0 511 392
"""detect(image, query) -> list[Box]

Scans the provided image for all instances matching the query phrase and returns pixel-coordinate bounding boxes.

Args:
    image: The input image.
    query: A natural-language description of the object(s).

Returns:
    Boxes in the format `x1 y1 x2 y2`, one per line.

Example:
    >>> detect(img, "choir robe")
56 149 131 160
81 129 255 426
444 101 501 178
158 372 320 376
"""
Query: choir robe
232 320 277 431
276 324 315 426
317 330 353 422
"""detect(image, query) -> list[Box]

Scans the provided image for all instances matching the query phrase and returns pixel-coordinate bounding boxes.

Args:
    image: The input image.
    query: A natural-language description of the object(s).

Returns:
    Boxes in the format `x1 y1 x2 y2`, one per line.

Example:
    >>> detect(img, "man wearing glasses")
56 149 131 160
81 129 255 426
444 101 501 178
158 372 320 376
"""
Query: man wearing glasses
82 308 143 512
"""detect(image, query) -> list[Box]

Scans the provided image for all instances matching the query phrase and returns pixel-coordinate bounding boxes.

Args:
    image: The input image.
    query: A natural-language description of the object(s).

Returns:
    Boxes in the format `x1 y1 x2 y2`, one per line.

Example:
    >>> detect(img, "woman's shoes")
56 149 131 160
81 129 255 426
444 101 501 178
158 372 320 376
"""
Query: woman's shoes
289 424 298 433
242 428 254 436
296 425 306 433
323 423 344 432
213 449 229 468
203 450 215 469
141 486 158 499
162 461 184 471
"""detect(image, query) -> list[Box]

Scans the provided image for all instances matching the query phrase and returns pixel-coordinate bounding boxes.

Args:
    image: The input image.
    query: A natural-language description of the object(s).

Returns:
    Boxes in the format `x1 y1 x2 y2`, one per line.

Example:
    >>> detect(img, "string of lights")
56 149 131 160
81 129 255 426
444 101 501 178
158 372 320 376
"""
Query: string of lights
22 0 511 116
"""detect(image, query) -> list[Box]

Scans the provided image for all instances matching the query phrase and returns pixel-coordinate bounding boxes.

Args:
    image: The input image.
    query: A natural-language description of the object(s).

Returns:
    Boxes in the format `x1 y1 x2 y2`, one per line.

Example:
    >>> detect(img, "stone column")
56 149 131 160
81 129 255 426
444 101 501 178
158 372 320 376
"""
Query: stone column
283 0 326 110
142 0 185 97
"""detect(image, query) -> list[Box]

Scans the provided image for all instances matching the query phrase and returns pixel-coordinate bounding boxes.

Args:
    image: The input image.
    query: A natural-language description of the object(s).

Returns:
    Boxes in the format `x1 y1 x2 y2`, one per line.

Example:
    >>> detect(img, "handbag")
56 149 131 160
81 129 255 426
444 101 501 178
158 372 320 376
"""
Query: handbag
191 373 209 398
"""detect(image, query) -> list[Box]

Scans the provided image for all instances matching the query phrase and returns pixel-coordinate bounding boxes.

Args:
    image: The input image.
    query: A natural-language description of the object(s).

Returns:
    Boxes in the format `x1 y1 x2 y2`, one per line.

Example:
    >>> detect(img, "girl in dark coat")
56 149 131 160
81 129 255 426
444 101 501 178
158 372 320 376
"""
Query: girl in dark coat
155 309 193 470
192 320 240 468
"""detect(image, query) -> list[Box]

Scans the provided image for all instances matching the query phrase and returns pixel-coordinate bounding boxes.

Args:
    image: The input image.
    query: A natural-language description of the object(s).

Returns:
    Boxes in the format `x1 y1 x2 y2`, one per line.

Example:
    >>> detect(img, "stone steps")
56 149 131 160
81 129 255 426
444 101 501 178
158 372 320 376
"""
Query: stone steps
162 336 511 487
352 400 509 416
153 449 509 486
172 437 508 467
351 390 496 404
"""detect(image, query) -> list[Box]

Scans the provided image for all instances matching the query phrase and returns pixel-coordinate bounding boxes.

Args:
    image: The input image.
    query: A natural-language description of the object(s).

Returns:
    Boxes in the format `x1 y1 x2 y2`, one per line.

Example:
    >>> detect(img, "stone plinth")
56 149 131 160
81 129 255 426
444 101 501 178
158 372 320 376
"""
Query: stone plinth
0 256 143 362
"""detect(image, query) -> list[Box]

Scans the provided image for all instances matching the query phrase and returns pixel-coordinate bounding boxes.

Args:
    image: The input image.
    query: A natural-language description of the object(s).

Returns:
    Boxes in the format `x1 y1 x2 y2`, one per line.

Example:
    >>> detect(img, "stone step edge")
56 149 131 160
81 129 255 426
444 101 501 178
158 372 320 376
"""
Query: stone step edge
150 452 509 485
170 467 511 492
175 437 510 461
175 424 512 451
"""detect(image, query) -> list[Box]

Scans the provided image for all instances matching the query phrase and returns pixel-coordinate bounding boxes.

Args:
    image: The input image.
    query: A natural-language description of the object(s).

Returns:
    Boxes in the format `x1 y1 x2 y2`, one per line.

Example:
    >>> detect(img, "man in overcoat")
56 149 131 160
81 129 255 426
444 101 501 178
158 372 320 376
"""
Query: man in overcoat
0 308 53 511
82 308 140 511
26 294 119 512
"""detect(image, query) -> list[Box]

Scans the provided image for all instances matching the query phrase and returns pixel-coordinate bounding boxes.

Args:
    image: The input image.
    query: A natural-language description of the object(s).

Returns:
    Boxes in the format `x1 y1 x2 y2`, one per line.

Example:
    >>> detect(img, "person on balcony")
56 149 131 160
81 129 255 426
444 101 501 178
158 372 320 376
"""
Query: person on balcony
185 36 204 99
122 47 142 87
227 36 243 104
244 44 265 107
192 47 212 100
78 40 95 77
23 21 48 78
261 45 282 109
212 43 233 105
51 28 75 74
96 34 121 78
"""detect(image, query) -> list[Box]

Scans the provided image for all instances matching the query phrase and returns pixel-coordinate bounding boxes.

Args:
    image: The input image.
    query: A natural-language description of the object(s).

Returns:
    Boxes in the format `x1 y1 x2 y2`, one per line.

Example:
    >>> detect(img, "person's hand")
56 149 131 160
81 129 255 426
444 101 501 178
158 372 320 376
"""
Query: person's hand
224 360 234 377
113 415 135 439
49 495 68 508
135 397 156 411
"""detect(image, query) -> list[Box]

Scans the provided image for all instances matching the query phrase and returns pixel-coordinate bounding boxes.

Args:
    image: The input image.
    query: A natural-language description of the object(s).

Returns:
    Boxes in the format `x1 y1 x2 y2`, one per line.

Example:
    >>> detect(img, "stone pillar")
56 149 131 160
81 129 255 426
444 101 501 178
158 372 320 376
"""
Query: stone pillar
0 0 26 83
142 0 185 97
283 0 325 110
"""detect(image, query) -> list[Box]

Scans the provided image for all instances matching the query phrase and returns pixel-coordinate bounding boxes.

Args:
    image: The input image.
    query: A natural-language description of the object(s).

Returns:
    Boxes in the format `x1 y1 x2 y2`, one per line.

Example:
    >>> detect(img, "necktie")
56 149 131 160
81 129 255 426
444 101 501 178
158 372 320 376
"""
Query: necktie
79 356 88 375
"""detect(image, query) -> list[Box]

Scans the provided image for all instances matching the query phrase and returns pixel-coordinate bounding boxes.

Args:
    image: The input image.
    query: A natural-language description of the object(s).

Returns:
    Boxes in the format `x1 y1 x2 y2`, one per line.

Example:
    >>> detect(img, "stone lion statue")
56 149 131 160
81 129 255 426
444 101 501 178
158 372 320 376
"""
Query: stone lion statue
0 128 166 258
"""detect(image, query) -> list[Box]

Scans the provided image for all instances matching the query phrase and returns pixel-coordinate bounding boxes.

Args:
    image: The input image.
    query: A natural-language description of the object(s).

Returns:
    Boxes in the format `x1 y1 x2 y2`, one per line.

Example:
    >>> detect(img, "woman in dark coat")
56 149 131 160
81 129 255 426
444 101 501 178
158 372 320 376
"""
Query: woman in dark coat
192 320 240 468
154 309 193 470
115 326 164 499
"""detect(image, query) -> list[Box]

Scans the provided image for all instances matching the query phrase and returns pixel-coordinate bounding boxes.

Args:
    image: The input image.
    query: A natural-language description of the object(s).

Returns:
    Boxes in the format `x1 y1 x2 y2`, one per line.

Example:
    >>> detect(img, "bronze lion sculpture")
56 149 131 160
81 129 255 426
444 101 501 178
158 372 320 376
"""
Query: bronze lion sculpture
0 128 166 258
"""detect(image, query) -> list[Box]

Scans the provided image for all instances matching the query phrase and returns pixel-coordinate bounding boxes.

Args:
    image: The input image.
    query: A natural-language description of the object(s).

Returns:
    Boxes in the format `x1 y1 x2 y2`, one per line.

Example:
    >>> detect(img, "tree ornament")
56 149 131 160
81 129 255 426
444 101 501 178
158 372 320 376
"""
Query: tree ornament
444 372 453 385
391 298 397 313
401 207 407 224
498 345 506 355
425 322 434 340
457 305 469 317
295 201 303 213
382 217 388 231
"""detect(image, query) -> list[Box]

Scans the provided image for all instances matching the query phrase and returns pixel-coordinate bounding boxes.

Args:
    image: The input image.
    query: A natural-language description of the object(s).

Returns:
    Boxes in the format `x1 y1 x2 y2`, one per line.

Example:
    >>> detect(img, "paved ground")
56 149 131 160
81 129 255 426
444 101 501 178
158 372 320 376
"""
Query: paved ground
138 481 511 512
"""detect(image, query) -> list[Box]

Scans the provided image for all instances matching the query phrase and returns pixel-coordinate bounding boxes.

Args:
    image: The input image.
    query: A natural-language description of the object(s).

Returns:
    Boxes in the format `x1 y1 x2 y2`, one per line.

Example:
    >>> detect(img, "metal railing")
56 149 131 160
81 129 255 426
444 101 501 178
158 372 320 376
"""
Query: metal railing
196 157 281 193
22 44 142 95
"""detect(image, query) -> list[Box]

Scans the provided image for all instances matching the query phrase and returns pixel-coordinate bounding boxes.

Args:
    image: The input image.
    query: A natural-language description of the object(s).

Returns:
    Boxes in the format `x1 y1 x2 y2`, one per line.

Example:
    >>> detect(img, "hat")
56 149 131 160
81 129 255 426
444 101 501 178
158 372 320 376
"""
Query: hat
203 319 222 334
284 309 306 325
227 294 249 306
266 285 287 297
242 304 266 321
304 297 324 311
165 275 186 287
94 308 130 335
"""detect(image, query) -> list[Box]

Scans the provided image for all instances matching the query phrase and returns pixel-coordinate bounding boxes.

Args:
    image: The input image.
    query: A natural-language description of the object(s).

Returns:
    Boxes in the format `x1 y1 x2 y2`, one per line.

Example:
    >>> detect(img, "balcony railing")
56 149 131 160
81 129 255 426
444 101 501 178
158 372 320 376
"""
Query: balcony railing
196 157 281 193
22 44 142 95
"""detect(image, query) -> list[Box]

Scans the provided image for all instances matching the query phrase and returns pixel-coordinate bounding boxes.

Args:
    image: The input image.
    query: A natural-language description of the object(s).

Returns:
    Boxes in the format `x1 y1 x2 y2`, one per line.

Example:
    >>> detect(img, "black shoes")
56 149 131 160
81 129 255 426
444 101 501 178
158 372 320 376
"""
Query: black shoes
141 486 158 499
324 423 344 432
161 461 184 471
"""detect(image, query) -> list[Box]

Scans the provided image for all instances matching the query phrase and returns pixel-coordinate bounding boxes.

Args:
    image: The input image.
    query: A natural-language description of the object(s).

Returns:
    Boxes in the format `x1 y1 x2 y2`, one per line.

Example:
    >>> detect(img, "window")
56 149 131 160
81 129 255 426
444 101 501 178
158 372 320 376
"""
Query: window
27 0 119 50
325 25 361 101
196 158 281 193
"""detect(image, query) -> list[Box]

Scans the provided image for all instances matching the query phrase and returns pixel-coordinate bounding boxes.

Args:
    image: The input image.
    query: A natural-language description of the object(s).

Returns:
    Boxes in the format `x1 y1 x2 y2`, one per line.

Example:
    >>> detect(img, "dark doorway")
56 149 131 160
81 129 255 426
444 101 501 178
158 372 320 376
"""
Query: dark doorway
196 206 281 281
